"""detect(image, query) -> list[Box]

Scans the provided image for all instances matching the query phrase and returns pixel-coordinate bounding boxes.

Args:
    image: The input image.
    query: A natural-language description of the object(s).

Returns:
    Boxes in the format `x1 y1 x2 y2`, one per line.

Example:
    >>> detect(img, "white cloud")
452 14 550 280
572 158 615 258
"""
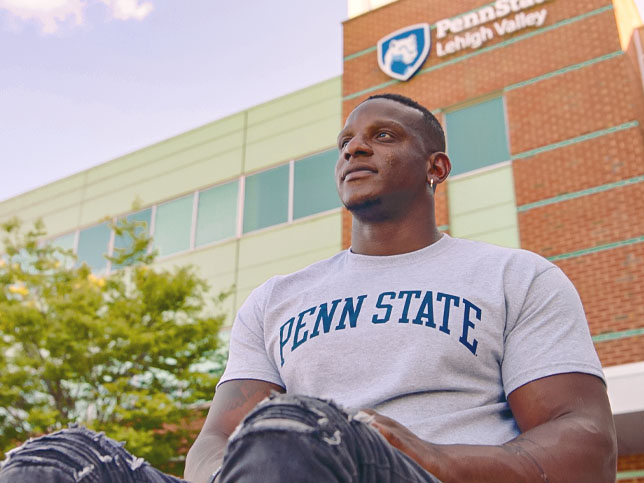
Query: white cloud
99 0 153 21
0 0 153 34
0 0 85 33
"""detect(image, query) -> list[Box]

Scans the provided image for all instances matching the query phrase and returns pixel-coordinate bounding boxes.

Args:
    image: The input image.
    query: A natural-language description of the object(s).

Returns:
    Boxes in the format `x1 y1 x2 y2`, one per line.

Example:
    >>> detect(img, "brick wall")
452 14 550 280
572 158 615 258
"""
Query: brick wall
513 127 644 206
343 2 620 109
342 0 644 466
556 243 644 349
619 453 644 482
343 0 644 364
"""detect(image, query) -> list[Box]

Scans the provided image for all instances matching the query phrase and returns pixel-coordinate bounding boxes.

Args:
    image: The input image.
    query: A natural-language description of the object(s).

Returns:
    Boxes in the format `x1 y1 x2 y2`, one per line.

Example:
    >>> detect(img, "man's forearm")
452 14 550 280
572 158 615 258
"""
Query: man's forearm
404 414 616 483
184 433 228 483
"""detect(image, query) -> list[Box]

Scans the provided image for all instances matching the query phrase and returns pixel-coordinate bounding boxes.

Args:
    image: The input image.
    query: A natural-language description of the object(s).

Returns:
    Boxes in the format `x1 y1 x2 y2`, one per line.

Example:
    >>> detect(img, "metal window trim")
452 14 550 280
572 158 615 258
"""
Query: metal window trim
237 176 245 239
190 191 199 250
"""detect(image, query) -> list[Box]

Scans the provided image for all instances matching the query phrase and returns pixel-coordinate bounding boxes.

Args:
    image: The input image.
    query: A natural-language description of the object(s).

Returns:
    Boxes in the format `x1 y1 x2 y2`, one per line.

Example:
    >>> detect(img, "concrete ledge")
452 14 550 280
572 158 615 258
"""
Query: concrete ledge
605 362 644 455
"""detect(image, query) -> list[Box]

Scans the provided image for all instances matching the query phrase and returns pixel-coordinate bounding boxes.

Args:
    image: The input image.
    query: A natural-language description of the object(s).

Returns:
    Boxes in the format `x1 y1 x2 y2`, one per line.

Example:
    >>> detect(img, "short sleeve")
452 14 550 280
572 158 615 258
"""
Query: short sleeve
217 283 285 389
502 266 604 396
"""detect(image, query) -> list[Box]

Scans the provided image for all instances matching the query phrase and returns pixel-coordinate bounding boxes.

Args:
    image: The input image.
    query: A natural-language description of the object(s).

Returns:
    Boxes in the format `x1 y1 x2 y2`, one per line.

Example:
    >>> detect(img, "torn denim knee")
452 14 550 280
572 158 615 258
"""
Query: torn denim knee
0 424 183 483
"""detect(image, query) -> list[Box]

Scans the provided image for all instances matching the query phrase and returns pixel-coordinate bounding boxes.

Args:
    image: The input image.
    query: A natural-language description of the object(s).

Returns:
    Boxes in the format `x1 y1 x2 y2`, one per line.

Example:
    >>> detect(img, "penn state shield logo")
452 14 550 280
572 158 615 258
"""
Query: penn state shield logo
377 23 431 81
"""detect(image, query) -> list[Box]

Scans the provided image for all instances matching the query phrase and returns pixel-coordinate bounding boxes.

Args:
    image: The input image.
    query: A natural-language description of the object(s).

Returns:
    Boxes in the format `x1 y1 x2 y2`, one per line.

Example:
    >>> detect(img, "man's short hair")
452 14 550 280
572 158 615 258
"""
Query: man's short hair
364 93 446 153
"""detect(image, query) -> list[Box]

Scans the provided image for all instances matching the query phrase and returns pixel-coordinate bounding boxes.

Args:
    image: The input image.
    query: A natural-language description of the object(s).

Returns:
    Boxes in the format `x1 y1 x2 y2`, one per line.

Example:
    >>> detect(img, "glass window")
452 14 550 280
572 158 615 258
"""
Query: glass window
112 208 152 269
293 149 341 220
50 231 76 268
77 223 111 273
243 165 289 233
445 97 510 176
196 181 238 247
51 232 75 252
154 195 193 257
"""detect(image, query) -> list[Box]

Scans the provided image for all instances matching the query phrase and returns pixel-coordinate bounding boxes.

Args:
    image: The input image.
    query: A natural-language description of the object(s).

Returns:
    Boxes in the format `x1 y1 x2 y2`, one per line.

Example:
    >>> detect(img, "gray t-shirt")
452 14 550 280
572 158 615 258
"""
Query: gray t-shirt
219 234 604 445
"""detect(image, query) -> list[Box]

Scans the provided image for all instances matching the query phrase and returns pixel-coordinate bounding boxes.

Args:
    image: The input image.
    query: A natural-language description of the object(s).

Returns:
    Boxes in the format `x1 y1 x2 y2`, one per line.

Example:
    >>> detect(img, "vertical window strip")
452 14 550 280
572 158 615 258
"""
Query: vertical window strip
242 164 289 234
288 159 295 223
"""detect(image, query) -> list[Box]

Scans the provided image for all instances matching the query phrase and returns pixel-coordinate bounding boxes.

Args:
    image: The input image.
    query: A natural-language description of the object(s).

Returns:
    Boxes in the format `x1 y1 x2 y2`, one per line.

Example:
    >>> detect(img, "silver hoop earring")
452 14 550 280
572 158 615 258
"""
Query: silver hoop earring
430 179 434 191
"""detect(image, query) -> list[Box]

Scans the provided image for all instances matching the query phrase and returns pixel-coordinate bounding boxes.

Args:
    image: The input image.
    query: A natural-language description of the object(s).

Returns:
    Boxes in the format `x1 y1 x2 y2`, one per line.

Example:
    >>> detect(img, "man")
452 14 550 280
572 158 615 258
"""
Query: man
0 94 616 482
184 94 617 482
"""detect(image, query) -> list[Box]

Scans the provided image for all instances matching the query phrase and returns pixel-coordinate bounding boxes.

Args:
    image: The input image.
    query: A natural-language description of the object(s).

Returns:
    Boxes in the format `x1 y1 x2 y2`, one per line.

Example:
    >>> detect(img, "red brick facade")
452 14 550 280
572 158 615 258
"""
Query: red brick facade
619 453 644 482
342 0 644 474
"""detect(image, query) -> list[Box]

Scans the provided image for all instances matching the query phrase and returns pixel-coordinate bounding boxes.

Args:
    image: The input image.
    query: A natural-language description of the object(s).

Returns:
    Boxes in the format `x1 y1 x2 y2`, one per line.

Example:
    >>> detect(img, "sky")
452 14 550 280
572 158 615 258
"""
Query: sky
1 0 644 203
0 0 347 202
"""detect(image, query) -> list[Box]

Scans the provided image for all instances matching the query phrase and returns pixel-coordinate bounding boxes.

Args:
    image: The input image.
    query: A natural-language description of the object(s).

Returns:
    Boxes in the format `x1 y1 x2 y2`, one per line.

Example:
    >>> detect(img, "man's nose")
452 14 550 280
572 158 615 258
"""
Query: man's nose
343 135 372 160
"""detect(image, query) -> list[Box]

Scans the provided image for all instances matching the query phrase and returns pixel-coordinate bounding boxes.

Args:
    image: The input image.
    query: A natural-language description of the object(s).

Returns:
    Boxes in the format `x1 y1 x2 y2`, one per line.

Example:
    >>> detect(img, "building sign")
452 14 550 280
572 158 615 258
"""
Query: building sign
377 23 431 81
376 0 550 80
436 0 549 57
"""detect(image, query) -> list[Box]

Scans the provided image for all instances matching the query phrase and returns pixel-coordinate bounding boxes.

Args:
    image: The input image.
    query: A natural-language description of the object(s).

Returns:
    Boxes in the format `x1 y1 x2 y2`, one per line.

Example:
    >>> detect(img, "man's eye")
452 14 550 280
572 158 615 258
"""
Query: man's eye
376 132 392 140
340 139 350 148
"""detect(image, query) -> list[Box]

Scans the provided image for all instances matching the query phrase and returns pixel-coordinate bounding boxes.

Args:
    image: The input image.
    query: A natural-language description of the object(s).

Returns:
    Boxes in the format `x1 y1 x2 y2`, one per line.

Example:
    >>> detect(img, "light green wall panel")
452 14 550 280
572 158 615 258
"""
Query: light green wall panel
247 77 340 125
244 78 341 172
154 240 237 280
235 244 340 313
90 133 245 192
447 163 520 248
245 116 340 173
152 212 342 323
85 113 245 184
470 226 520 248
450 203 519 240
448 165 516 214
235 213 341 309
245 97 339 143
238 212 340 269
0 171 85 219
152 241 238 324
154 241 237 279
79 141 244 223
74 114 245 224
38 207 83 239
0 173 85 235
6 204 81 239
78 148 243 225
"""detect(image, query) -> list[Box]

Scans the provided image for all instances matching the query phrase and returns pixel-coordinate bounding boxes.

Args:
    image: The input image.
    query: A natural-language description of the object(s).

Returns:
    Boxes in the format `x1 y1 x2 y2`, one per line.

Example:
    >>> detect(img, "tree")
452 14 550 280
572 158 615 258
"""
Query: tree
0 218 227 475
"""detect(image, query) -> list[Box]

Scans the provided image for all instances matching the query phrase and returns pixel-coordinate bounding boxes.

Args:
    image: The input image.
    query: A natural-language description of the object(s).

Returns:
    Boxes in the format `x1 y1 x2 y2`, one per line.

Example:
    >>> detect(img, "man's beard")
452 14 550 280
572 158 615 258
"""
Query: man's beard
344 197 386 221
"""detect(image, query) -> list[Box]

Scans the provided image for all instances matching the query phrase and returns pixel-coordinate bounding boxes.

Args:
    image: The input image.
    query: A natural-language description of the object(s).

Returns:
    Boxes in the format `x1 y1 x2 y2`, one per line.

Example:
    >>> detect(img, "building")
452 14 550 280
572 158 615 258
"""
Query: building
0 78 343 321
1 0 643 478
343 0 644 478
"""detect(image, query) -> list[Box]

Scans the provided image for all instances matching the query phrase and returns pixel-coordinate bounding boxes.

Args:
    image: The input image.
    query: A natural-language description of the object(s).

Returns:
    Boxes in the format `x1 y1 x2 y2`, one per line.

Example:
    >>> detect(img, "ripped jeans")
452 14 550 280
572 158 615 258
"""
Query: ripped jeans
0 394 440 482
0 425 186 483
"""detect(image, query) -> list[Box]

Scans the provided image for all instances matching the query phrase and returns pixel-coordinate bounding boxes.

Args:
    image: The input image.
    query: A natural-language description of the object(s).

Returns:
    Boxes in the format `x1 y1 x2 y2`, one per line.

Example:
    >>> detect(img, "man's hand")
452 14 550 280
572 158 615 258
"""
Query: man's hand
360 372 616 483
359 408 439 470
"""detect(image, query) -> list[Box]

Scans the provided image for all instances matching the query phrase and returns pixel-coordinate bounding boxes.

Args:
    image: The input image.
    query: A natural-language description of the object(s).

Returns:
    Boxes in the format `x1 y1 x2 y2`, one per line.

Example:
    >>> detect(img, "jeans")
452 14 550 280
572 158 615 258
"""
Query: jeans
0 395 440 482
0 424 185 483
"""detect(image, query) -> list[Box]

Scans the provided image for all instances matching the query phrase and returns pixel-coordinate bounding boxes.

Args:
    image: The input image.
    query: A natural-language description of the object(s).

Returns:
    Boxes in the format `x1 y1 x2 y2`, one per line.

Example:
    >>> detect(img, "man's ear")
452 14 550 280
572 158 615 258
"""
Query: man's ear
427 152 451 185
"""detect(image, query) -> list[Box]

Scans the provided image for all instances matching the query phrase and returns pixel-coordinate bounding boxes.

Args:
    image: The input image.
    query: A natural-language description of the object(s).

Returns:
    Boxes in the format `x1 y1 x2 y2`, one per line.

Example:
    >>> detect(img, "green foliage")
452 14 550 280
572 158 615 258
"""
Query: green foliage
0 218 226 475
